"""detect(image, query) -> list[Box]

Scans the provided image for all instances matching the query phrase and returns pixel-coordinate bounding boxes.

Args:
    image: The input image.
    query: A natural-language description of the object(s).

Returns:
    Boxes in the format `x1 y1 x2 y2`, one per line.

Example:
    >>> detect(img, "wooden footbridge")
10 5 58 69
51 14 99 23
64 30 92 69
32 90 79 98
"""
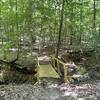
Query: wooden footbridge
35 56 78 83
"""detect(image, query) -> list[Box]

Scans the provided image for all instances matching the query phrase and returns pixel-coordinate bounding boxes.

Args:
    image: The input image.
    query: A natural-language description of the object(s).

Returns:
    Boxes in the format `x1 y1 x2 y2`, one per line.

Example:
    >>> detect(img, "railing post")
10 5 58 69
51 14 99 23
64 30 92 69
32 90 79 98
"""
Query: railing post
51 56 55 69
53 58 56 69
37 65 39 83
51 56 70 83
57 60 61 76
64 65 67 83
36 56 40 83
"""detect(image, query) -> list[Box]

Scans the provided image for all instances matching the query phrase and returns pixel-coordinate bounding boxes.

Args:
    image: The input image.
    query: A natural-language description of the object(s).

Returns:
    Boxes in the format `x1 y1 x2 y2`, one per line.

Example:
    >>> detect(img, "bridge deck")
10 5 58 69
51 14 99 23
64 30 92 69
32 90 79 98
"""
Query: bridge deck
39 64 60 78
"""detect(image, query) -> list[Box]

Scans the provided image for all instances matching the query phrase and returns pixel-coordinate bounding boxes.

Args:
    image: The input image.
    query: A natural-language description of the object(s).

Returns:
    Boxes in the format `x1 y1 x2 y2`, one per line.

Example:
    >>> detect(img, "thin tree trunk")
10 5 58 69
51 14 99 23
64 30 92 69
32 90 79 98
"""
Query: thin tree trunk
69 3 74 45
93 0 96 33
39 18 43 54
15 0 20 59
56 0 65 58
99 24 100 43
79 0 83 45
99 24 100 36
93 0 96 49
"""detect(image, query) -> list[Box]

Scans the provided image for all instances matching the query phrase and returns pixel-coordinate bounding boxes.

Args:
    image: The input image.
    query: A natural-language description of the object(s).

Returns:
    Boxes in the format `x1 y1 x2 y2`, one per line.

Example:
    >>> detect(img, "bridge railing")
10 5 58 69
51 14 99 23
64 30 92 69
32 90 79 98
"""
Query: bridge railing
35 56 78 83
51 56 80 83
50 56 69 83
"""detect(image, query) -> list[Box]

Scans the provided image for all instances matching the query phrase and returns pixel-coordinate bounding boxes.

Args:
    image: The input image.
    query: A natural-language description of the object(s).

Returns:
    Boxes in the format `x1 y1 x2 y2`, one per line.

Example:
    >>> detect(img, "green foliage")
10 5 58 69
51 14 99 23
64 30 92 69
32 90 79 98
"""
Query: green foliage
0 0 100 57
79 66 87 75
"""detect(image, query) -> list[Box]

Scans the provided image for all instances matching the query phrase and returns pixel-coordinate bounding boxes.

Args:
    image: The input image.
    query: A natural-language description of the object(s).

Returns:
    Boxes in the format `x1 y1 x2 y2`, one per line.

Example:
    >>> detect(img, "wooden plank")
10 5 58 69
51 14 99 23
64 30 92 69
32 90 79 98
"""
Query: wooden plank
39 64 60 78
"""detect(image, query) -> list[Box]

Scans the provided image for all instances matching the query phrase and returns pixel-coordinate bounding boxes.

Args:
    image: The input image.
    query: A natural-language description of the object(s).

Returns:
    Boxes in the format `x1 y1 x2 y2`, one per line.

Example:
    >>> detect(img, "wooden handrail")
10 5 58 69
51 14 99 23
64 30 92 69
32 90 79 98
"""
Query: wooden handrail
50 55 68 83
51 55 66 66
36 55 78 83
50 55 80 83
50 55 79 69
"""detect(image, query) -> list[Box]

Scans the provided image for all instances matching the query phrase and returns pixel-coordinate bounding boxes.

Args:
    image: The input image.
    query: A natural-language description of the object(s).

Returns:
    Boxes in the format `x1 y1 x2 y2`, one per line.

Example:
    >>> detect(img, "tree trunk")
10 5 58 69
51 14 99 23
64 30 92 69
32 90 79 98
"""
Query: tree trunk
99 24 100 36
56 0 65 58
69 3 74 45
93 0 96 33
79 0 83 45
15 0 20 59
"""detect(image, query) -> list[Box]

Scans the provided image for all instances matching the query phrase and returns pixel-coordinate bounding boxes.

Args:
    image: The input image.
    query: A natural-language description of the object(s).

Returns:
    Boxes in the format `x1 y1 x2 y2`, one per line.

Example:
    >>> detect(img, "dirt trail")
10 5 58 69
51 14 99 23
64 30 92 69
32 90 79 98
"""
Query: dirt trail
0 80 100 100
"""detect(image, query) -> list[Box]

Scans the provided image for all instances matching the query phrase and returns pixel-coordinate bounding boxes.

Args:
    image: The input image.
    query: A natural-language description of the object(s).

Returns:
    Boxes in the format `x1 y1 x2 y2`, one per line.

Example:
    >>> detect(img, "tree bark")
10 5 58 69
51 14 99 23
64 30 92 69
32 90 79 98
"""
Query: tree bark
93 0 96 33
56 0 65 58
79 0 83 44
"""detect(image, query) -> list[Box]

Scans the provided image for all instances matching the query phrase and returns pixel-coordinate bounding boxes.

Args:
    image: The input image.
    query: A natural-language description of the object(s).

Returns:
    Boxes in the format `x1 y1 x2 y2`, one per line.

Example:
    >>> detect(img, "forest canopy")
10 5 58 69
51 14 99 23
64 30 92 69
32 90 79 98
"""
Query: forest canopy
0 0 100 74
0 1 100 99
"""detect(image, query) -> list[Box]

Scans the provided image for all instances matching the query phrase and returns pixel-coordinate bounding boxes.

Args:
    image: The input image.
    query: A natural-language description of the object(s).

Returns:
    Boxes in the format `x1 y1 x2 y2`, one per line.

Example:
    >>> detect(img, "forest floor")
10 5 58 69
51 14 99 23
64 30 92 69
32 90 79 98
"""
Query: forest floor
0 80 100 100
0 48 100 100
